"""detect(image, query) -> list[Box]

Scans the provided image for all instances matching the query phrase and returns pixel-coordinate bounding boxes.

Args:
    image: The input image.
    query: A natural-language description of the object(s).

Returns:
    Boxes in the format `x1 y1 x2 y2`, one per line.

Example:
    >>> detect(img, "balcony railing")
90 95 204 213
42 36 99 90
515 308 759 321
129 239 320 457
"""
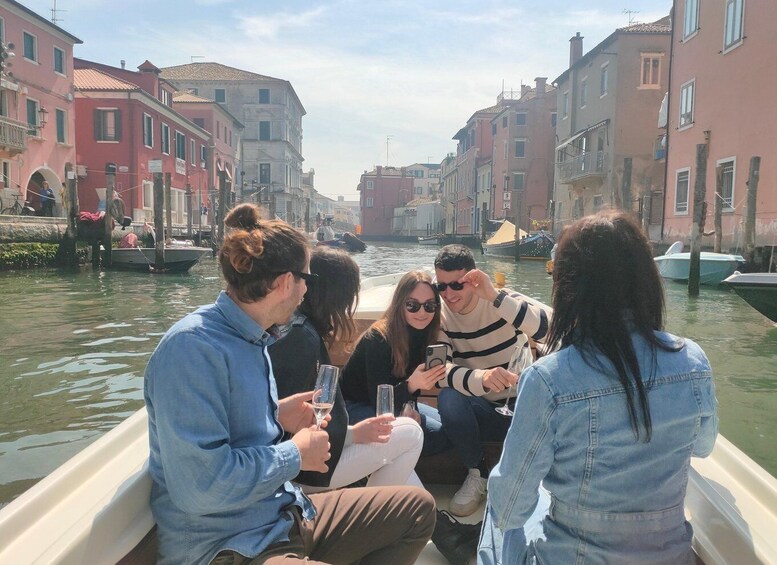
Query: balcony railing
0 115 28 156
558 151 607 183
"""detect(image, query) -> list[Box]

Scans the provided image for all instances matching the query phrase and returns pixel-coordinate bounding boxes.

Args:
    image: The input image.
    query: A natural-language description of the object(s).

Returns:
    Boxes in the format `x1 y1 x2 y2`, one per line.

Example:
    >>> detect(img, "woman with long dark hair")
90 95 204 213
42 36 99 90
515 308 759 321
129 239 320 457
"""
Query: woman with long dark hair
480 210 718 564
341 270 451 456
270 247 423 490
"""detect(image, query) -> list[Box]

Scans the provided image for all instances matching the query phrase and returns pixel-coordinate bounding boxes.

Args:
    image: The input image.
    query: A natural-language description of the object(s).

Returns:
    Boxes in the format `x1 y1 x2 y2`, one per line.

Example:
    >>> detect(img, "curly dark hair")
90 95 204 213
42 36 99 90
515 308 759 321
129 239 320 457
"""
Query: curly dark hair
434 244 476 272
218 203 309 303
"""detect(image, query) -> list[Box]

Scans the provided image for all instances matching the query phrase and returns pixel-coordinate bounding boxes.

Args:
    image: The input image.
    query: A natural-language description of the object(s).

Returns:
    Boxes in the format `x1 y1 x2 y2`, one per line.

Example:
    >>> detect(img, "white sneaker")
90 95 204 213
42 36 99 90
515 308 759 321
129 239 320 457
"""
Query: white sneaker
449 468 487 517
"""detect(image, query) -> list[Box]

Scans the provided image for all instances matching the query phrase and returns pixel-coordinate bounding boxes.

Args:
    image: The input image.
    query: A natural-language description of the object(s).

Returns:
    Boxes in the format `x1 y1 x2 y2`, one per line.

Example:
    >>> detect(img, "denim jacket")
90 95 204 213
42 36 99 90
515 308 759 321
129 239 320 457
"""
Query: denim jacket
144 291 315 565
479 331 718 565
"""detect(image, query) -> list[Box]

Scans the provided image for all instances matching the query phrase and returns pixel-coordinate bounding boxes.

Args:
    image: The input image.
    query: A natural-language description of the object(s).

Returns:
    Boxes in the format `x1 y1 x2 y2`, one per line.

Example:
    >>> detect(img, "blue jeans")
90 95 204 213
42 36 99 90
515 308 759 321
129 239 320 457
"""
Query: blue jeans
437 388 513 469
345 400 451 457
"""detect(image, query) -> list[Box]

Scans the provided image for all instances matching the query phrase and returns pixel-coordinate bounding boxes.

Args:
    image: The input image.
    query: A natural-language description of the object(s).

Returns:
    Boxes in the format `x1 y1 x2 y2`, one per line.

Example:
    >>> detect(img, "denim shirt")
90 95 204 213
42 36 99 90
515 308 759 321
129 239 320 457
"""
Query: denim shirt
144 291 315 565
479 331 718 565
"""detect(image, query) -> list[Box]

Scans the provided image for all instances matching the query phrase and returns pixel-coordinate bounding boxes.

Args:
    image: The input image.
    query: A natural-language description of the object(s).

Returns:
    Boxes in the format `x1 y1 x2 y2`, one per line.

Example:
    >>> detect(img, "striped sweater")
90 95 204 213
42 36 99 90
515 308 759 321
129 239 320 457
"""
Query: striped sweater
436 289 551 403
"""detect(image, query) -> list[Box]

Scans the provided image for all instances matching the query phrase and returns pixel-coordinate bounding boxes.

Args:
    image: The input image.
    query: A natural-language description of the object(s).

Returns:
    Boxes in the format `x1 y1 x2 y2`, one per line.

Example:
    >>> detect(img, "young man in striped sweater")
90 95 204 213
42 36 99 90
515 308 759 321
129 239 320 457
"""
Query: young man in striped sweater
433 245 551 516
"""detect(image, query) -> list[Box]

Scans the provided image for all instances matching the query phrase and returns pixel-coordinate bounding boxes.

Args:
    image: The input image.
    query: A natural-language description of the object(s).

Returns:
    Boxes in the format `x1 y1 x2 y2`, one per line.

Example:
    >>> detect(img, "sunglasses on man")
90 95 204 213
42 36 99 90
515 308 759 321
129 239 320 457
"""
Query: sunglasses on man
272 271 318 283
433 281 465 292
405 299 439 313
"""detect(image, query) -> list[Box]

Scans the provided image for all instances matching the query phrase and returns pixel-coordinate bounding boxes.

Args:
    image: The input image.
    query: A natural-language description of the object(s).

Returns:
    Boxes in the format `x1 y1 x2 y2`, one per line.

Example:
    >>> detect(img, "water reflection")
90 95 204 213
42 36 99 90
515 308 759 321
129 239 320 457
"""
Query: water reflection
1 244 776 507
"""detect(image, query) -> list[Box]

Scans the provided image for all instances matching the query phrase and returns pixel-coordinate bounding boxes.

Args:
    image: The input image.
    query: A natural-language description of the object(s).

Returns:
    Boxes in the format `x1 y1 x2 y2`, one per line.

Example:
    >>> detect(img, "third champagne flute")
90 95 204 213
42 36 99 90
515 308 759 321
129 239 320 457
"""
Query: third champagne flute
313 364 339 429
495 342 531 417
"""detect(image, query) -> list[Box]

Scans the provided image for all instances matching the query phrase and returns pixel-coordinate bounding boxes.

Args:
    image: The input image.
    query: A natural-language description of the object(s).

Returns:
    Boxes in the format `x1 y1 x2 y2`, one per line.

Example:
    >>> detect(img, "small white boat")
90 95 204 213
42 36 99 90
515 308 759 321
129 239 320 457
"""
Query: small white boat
418 235 441 246
108 245 212 273
1 272 776 564
654 241 745 285
723 271 777 323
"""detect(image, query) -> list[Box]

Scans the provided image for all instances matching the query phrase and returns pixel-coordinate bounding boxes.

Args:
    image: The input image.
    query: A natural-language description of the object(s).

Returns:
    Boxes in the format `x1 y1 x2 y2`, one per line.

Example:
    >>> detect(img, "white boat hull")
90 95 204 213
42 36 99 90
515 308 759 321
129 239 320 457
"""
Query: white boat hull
109 246 212 273
654 251 744 285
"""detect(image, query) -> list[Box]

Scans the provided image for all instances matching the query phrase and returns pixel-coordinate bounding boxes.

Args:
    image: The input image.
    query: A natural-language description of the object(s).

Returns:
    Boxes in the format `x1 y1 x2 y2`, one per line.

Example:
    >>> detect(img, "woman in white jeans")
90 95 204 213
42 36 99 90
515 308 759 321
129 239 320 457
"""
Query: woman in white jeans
269 247 423 491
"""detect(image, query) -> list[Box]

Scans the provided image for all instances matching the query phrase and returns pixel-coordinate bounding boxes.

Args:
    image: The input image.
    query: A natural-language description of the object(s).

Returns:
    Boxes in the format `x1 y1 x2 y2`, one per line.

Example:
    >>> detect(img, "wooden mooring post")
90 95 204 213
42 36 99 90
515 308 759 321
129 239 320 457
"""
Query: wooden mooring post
621 157 633 212
104 163 116 268
744 156 760 266
688 144 708 297
714 165 723 253
153 172 165 270
59 163 79 267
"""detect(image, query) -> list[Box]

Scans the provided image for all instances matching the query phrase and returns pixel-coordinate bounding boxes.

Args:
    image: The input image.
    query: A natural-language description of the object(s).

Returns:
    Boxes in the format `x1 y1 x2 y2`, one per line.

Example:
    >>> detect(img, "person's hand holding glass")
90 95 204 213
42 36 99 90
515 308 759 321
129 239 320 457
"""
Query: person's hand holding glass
495 342 532 417
312 365 339 429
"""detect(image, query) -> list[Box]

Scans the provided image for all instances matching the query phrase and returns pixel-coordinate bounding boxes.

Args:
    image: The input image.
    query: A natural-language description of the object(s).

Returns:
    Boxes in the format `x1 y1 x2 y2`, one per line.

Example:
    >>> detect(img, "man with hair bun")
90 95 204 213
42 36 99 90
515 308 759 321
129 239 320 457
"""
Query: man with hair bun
144 203 435 565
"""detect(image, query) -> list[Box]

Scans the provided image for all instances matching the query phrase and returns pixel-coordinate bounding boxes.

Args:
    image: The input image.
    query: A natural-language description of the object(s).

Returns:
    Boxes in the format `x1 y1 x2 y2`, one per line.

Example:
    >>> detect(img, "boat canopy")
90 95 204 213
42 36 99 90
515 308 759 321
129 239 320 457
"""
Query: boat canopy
486 220 527 245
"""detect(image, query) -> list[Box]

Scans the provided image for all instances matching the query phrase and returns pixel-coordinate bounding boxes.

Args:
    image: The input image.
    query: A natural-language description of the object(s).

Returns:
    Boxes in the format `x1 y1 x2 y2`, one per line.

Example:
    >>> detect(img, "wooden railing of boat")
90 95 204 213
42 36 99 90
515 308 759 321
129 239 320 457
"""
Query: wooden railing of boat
1 272 776 564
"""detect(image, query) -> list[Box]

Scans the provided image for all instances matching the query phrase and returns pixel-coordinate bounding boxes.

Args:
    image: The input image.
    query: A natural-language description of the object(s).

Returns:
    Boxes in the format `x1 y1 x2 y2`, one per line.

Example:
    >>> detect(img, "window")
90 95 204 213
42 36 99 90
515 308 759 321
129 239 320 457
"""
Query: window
214 89 226 103
573 197 584 219
600 63 609 96
216 120 220 139
562 91 569 118
175 131 186 160
200 145 207 167
551 112 557 128
26 98 39 134
366 180 374 190
724 0 744 50
491 123 496 135
193 118 204 128
55 108 66 143
415 186 423 194
53 47 65 74
502 117 508 128
94 109 120 141
143 113 153 147
23 31 37 62
366 197 374 208
160 89 171 107
675 169 690 214
190 139 196 165
593 194 604 211
580 78 588 107
679 79 695 128
718 158 736 210
684 0 700 39
516 113 527 126
640 54 662 88
514 139 526 158
513 172 525 191
259 121 270 141
259 89 270 103
259 163 271 184
2 160 10 187
161 123 170 154
229 130 232 147
0 17 4 45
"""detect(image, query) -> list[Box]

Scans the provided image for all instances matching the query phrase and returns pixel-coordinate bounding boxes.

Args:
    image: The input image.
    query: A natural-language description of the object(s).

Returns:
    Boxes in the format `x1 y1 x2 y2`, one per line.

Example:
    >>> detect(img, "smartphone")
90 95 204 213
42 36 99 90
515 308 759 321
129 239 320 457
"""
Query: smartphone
425 344 447 370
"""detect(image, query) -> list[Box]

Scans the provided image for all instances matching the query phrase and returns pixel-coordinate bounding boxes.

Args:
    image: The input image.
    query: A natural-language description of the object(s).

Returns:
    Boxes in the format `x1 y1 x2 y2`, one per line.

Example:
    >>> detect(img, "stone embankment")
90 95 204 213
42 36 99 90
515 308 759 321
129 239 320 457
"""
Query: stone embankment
0 216 70 244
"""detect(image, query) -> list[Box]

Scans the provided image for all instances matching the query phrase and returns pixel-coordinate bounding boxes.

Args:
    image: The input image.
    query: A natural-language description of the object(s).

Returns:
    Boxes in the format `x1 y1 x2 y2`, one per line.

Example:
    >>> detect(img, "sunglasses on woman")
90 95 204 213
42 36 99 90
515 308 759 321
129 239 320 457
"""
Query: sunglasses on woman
433 281 465 292
405 299 439 313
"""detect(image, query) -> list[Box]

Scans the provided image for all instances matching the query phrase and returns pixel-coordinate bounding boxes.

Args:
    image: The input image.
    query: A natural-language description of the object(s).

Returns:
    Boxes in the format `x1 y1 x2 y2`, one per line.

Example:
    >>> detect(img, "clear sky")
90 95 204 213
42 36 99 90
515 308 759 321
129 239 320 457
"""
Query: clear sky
23 0 671 199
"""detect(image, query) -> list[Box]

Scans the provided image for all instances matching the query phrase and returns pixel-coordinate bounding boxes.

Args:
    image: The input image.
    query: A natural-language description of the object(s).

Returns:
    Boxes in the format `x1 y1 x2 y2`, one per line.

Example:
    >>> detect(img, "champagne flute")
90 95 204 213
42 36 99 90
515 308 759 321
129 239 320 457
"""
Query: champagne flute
376 384 394 463
312 364 339 430
496 342 531 416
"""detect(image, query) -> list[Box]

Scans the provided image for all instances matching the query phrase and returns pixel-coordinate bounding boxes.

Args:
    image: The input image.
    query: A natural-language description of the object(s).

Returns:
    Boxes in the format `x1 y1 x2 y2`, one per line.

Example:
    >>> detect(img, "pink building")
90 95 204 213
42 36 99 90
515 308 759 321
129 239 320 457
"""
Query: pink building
73 60 209 223
664 0 776 265
0 0 81 215
357 166 414 237
490 78 557 231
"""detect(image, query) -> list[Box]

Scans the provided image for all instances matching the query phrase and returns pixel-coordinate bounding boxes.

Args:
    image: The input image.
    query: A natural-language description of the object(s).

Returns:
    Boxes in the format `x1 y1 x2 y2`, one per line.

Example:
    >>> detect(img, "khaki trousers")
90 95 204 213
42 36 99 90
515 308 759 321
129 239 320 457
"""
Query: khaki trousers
212 485 435 565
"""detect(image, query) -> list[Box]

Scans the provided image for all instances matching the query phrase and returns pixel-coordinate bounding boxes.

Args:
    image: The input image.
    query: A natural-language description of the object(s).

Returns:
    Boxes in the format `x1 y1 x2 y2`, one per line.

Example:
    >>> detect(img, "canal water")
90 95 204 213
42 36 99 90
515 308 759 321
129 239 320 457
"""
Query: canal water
1 241 776 507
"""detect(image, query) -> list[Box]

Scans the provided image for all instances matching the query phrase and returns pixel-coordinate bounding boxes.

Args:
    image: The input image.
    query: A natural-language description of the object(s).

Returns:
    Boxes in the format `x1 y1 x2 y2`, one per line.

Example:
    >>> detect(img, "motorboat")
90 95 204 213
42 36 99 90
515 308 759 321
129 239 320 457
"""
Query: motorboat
313 224 367 252
0 272 775 564
107 245 212 273
723 271 777 323
653 241 745 286
483 221 555 259
418 235 442 246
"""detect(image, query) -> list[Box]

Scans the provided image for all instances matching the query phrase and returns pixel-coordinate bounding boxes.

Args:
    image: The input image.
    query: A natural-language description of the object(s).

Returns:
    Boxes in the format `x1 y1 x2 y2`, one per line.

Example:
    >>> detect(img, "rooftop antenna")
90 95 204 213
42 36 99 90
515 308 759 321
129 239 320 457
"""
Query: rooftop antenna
386 135 392 166
51 0 66 24
190 56 205 63
623 8 640 24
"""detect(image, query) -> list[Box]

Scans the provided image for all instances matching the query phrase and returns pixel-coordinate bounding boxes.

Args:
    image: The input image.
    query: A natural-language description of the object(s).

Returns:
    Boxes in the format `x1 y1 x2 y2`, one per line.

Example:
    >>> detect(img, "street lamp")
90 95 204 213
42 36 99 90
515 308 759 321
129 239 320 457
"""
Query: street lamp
38 106 49 130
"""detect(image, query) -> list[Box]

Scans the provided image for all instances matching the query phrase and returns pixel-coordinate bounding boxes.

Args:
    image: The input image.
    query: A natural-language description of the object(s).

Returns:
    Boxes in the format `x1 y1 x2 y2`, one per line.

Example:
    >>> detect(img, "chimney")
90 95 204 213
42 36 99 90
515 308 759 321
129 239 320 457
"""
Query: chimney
521 85 531 97
120 60 126 70
569 32 584 67
534 77 547 98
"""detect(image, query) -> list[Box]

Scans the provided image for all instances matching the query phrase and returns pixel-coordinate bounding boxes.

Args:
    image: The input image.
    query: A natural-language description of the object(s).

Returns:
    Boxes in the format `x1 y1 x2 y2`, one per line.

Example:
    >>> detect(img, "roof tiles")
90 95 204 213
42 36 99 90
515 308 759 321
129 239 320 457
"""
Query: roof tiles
74 68 139 91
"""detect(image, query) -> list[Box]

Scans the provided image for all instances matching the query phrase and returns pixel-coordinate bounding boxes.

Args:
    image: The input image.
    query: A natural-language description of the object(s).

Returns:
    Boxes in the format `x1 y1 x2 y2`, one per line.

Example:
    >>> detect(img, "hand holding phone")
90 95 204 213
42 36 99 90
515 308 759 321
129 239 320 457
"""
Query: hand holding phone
425 344 447 370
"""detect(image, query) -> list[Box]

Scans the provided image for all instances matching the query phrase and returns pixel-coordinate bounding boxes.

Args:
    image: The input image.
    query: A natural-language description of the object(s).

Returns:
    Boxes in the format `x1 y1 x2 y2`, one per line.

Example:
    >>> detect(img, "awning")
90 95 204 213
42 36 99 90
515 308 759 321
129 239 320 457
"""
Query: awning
657 92 668 128
555 119 609 151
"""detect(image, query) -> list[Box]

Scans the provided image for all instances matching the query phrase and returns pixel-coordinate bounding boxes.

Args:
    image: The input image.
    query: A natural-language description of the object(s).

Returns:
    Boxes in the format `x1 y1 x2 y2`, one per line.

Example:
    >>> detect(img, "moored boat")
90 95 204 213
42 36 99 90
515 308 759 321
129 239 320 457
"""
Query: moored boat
0 272 775 564
723 271 777 322
653 242 745 286
106 245 212 273
483 221 555 259
418 235 442 246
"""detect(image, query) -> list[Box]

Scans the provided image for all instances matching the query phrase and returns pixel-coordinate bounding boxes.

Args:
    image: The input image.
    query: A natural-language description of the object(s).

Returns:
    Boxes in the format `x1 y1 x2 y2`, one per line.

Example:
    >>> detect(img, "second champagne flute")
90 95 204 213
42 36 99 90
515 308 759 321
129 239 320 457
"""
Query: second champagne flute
376 384 394 416
313 364 340 429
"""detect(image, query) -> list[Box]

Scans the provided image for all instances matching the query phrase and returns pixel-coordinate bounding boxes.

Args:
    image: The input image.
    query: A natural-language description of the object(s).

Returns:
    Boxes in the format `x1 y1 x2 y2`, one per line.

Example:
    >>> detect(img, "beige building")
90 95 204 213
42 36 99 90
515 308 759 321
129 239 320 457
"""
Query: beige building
160 63 306 226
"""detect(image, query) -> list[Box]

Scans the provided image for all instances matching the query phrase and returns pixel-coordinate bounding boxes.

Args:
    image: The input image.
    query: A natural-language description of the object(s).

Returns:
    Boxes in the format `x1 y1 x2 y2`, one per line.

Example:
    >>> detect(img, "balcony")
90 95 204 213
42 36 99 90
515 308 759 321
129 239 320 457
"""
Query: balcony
558 151 607 183
0 115 28 157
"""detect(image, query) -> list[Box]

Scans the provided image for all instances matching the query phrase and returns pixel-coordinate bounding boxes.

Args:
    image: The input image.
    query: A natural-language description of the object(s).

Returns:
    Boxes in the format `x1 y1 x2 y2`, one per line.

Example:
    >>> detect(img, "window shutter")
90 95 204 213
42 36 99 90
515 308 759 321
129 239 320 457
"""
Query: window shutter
115 110 122 141
94 109 102 140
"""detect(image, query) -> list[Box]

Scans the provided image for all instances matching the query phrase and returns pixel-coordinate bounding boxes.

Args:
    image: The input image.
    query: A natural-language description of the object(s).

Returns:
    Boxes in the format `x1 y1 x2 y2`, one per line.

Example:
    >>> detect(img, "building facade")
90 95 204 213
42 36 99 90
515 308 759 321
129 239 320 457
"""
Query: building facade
664 0 776 258
73 60 209 224
490 79 557 233
405 163 441 198
0 0 81 215
357 165 414 237
553 21 670 239
160 63 306 227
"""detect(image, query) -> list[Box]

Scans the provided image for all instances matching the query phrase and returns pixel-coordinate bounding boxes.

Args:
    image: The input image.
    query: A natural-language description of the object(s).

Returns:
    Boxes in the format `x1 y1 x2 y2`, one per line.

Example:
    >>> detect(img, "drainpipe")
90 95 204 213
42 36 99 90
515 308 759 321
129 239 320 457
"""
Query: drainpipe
660 5 676 243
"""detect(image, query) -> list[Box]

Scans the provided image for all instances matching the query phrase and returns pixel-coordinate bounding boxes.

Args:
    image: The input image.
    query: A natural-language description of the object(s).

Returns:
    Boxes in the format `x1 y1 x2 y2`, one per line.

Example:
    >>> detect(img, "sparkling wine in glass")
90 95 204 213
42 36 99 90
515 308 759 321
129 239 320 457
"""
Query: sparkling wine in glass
496 342 531 417
376 384 394 416
313 364 339 429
